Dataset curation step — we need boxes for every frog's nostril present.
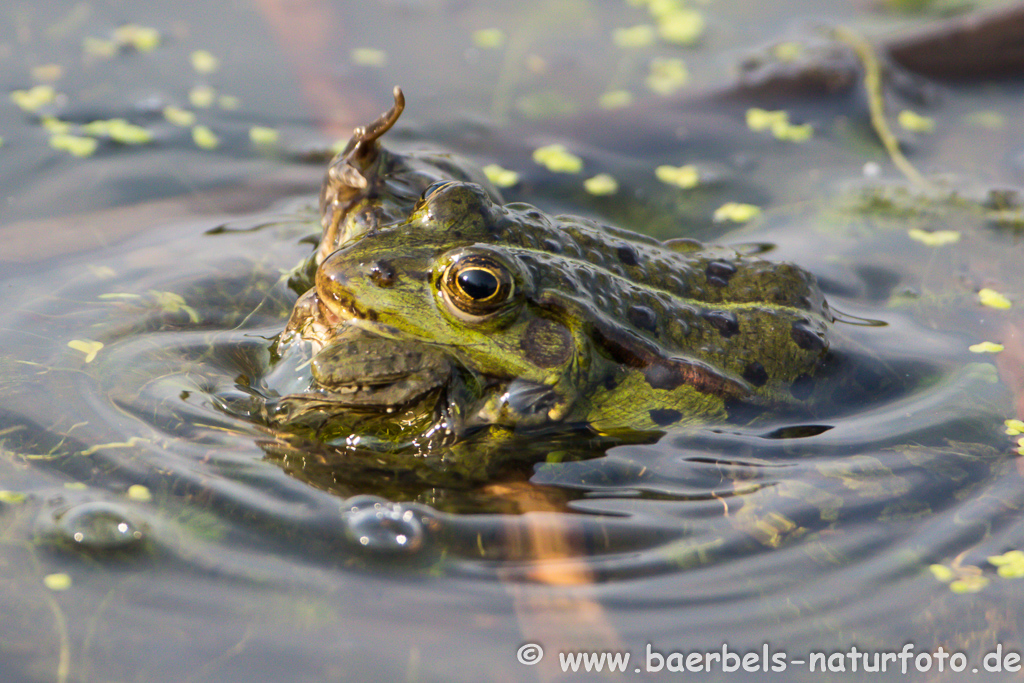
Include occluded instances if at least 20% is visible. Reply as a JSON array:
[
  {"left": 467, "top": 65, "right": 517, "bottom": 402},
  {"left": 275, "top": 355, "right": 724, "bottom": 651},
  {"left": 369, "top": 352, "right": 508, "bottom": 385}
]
[{"left": 369, "top": 260, "right": 397, "bottom": 287}]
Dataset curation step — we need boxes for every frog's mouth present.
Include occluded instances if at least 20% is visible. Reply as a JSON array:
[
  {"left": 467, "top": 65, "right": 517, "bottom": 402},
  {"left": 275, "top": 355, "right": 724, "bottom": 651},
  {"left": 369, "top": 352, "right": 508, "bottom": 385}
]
[{"left": 308, "top": 333, "right": 453, "bottom": 410}]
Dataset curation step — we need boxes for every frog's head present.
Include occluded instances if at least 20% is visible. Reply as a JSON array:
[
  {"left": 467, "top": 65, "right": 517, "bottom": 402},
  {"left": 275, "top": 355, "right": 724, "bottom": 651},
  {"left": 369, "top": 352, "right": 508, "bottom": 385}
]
[{"left": 316, "top": 181, "right": 586, "bottom": 424}]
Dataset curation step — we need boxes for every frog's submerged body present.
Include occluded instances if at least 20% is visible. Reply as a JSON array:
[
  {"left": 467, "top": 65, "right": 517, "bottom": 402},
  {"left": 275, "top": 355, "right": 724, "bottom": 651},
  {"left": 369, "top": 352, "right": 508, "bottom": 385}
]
[{"left": 269, "top": 89, "right": 832, "bottom": 451}]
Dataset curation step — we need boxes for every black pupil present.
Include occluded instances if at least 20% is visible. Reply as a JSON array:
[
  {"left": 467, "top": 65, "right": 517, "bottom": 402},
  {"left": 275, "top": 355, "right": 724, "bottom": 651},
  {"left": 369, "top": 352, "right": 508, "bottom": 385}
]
[{"left": 457, "top": 268, "right": 499, "bottom": 300}]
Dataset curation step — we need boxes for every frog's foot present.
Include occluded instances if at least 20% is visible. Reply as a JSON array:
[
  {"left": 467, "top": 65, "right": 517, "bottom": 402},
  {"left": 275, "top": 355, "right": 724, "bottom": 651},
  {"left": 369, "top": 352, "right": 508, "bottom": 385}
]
[
  {"left": 467, "top": 379, "right": 574, "bottom": 429},
  {"left": 319, "top": 87, "right": 406, "bottom": 259}
]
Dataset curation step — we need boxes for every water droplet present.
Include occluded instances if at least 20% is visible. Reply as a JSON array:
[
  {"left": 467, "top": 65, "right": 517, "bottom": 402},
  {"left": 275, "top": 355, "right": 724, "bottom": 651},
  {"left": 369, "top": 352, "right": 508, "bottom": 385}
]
[
  {"left": 49, "top": 501, "right": 149, "bottom": 551},
  {"left": 341, "top": 496, "right": 425, "bottom": 554}
]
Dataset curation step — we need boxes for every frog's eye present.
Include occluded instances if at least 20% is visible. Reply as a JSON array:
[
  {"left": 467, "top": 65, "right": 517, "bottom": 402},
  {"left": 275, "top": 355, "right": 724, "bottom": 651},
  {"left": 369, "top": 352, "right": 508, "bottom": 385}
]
[
  {"left": 420, "top": 180, "right": 454, "bottom": 201},
  {"left": 440, "top": 255, "right": 514, "bottom": 319},
  {"left": 457, "top": 268, "right": 499, "bottom": 301}
]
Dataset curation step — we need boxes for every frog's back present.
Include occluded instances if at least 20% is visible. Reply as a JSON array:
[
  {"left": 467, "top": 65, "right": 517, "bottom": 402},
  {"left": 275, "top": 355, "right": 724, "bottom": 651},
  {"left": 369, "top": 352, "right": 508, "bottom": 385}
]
[{"left": 473, "top": 199, "right": 831, "bottom": 408}]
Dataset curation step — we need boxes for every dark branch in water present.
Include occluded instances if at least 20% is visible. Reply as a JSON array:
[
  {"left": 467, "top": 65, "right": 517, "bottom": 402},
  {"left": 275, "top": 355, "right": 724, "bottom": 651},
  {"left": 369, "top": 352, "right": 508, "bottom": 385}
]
[{"left": 886, "top": 2, "right": 1024, "bottom": 80}]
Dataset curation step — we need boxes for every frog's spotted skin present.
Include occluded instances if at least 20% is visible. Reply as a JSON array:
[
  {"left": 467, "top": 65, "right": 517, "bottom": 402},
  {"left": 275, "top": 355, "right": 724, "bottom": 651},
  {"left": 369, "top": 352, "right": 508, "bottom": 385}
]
[{"left": 278, "top": 89, "right": 832, "bottom": 444}]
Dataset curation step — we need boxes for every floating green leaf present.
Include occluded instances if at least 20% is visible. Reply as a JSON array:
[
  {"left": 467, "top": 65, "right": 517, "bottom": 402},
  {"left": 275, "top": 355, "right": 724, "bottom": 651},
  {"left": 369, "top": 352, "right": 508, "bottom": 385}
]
[
  {"left": 655, "top": 164, "right": 699, "bottom": 189},
  {"left": 989, "top": 550, "right": 1024, "bottom": 578},
  {"left": 189, "top": 86, "right": 216, "bottom": 108},
  {"left": 191, "top": 50, "right": 219, "bottom": 74},
  {"left": 0, "top": 490, "right": 26, "bottom": 504},
  {"left": 532, "top": 144, "right": 583, "bottom": 173},
  {"left": 599, "top": 90, "right": 633, "bottom": 110},
  {"left": 192, "top": 125, "right": 219, "bottom": 150},
  {"left": 714, "top": 202, "right": 761, "bottom": 223},
  {"left": 113, "top": 24, "right": 160, "bottom": 52},
  {"left": 11, "top": 85, "right": 57, "bottom": 112},
  {"left": 612, "top": 25, "right": 655, "bottom": 48},
  {"left": 646, "top": 57, "right": 688, "bottom": 95},
  {"left": 949, "top": 575, "right": 988, "bottom": 593},
  {"left": 584, "top": 174, "right": 618, "bottom": 196},
  {"left": 472, "top": 28, "right": 505, "bottom": 49},
  {"left": 898, "top": 109, "right": 935, "bottom": 134},
  {"left": 483, "top": 163, "right": 519, "bottom": 188},
  {"left": 127, "top": 484, "right": 152, "bottom": 502},
  {"left": 68, "top": 339, "right": 103, "bottom": 362},
  {"left": 978, "top": 288, "right": 1011, "bottom": 310},
  {"left": 351, "top": 48, "right": 387, "bottom": 67},
  {"left": 968, "top": 341, "right": 1003, "bottom": 354},
  {"left": 163, "top": 106, "right": 196, "bottom": 127},
  {"left": 656, "top": 9, "right": 704, "bottom": 45},
  {"left": 907, "top": 228, "right": 960, "bottom": 246},
  {"left": 249, "top": 126, "right": 279, "bottom": 146},
  {"left": 43, "top": 573, "right": 72, "bottom": 591},
  {"left": 83, "top": 37, "right": 118, "bottom": 58}
]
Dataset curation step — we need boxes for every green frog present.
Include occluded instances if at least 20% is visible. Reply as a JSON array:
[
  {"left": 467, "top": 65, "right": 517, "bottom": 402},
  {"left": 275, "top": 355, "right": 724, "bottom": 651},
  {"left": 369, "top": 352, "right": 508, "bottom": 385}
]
[{"left": 270, "top": 88, "right": 832, "bottom": 451}]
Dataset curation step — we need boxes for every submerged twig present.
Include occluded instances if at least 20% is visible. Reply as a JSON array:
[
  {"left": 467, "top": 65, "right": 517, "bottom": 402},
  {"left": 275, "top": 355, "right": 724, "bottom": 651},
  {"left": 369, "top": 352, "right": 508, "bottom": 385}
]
[{"left": 834, "top": 26, "right": 933, "bottom": 192}]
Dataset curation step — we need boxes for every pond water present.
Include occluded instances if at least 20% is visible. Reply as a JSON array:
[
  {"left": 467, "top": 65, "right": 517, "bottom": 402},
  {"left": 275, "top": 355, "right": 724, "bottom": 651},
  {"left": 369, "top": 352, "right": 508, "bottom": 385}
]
[{"left": 2, "top": 1, "right": 1024, "bottom": 681}]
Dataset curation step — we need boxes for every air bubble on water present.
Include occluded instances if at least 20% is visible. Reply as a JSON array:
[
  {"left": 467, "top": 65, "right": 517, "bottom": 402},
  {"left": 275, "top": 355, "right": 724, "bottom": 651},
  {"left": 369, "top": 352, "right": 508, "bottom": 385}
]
[
  {"left": 341, "top": 495, "right": 426, "bottom": 554},
  {"left": 46, "top": 501, "right": 150, "bottom": 551}
]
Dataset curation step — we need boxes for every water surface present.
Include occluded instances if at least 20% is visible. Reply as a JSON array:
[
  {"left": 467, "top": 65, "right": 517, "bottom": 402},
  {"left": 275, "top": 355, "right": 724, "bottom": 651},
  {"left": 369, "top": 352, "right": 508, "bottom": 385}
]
[{"left": 2, "top": 1, "right": 1024, "bottom": 681}]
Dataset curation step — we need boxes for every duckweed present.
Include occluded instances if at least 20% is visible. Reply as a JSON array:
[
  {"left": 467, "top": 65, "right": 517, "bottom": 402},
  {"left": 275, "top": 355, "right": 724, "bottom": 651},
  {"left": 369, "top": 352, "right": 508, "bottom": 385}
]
[
  {"left": 0, "top": 490, "right": 26, "bottom": 504},
  {"left": 1004, "top": 419, "right": 1024, "bottom": 436},
  {"left": 482, "top": 163, "right": 519, "bottom": 188},
  {"left": 127, "top": 485, "right": 153, "bottom": 502},
  {"left": 191, "top": 50, "right": 219, "bottom": 74},
  {"left": 746, "top": 108, "right": 813, "bottom": 142},
  {"left": 613, "top": 25, "right": 656, "bottom": 48},
  {"left": 714, "top": 202, "right": 761, "bottom": 223},
  {"left": 599, "top": 90, "right": 633, "bottom": 110},
  {"left": 968, "top": 341, "right": 1003, "bottom": 353},
  {"left": 351, "top": 48, "right": 388, "bottom": 67},
  {"left": 43, "top": 573, "right": 72, "bottom": 591},
  {"left": 907, "top": 228, "right": 960, "bottom": 246},
  {"left": 655, "top": 164, "right": 699, "bottom": 189},
  {"left": 50, "top": 134, "right": 98, "bottom": 157},
  {"left": 11, "top": 85, "right": 57, "bottom": 112},
  {"left": 472, "top": 28, "right": 505, "bottom": 49},
  {"left": 189, "top": 86, "right": 216, "bottom": 108},
  {"left": 584, "top": 173, "right": 619, "bottom": 196},
  {"left": 532, "top": 144, "right": 583, "bottom": 173},
  {"left": 897, "top": 109, "right": 935, "bottom": 134},
  {"left": 978, "top": 288, "right": 1011, "bottom": 309},
  {"left": 67, "top": 339, "right": 104, "bottom": 363},
  {"left": 163, "top": 106, "right": 196, "bottom": 127},
  {"left": 82, "top": 119, "right": 153, "bottom": 145},
  {"left": 646, "top": 57, "right": 688, "bottom": 95},
  {"left": 192, "top": 125, "right": 219, "bottom": 150},
  {"left": 656, "top": 9, "right": 704, "bottom": 45},
  {"left": 949, "top": 575, "right": 988, "bottom": 593},
  {"left": 250, "top": 126, "right": 280, "bottom": 146},
  {"left": 989, "top": 551, "right": 1024, "bottom": 578},
  {"left": 113, "top": 24, "right": 161, "bottom": 52}
]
